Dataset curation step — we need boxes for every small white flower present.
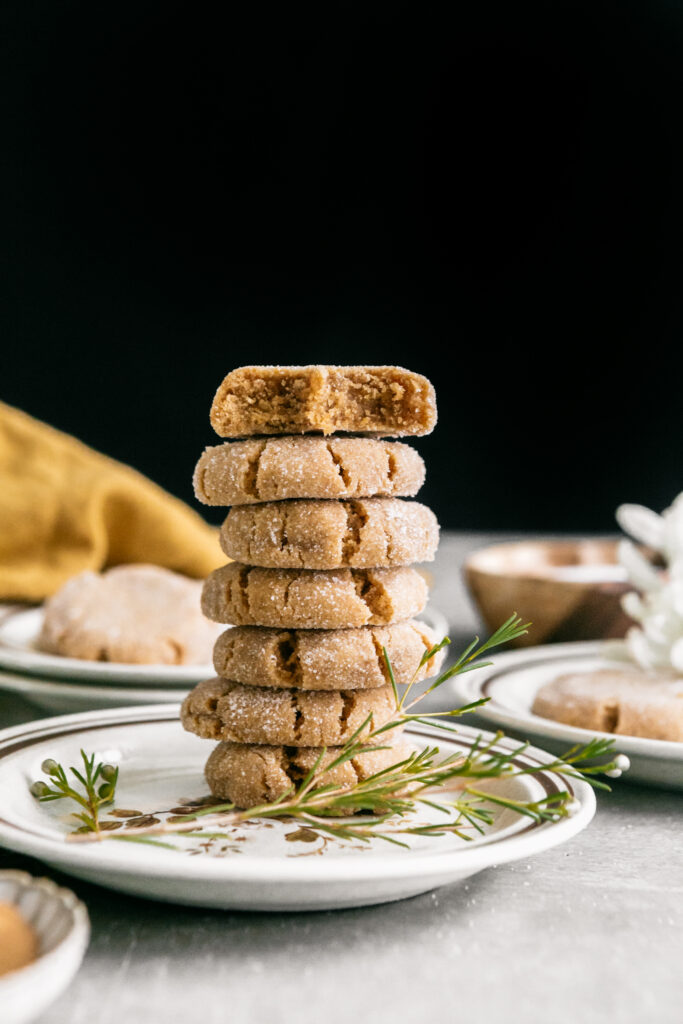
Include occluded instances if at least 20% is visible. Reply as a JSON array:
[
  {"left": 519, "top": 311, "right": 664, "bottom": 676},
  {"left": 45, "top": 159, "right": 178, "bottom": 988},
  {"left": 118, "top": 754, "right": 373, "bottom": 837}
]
[
  {"left": 616, "top": 503, "right": 665, "bottom": 549},
  {"left": 670, "top": 637, "right": 683, "bottom": 673},
  {"left": 604, "top": 755, "right": 629, "bottom": 778},
  {"left": 661, "top": 493, "right": 683, "bottom": 559},
  {"left": 618, "top": 540, "right": 662, "bottom": 593},
  {"left": 621, "top": 590, "right": 644, "bottom": 621},
  {"left": 617, "top": 494, "right": 683, "bottom": 674}
]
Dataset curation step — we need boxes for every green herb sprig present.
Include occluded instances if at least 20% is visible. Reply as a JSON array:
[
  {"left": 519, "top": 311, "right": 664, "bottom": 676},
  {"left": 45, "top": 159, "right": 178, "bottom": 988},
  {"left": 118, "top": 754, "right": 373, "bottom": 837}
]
[
  {"left": 50, "top": 614, "right": 629, "bottom": 848},
  {"left": 30, "top": 749, "right": 119, "bottom": 833}
]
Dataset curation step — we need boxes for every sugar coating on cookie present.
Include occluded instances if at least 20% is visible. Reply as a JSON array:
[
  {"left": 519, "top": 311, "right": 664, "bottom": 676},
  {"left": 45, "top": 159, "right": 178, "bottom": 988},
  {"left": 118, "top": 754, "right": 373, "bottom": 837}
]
[
  {"left": 209, "top": 365, "right": 437, "bottom": 438},
  {"left": 212, "top": 620, "right": 445, "bottom": 690},
  {"left": 193, "top": 436, "right": 426, "bottom": 506},
  {"left": 204, "top": 734, "right": 412, "bottom": 808},
  {"left": 219, "top": 498, "right": 439, "bottom": 570},
  {"left": 38, "top": 564, "right": 223, "bottom": 665},
  {"left": 202, "top": 563, "right": 429, "bottom": 629},
  {"left": 532, "top": 668, "right": 683, "bottom": 741},
  {"left": 182, "top": 677, "right": 397, "bottom": 746}
]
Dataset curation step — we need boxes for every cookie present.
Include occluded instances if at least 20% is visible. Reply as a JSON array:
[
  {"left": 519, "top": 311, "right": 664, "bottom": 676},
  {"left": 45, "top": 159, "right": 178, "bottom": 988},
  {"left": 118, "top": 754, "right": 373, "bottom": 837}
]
[
  {"left": 38, "top": 564, "right": 223, "bottom": 664},
  {"left": 181, "top": 677, "right": 397, "bottom": 746},
  {"left": 531, "top": 668, "right": 683, "bottom": 741},
  {"left": 201, "top": 563, "right": 429, "bottom": 629},
  {"left": 204, "top": 735, "right": 413, "bottom": 808},
  {"left": 219, "top": 497, "right": 439, "bottom": 570},
  {"left": 209, "top": 365, "right": 437, "bottom": 438},
  {"left": 193, "top": 436, "right": 426, "bottom": 506},
  {"left": 212, "top": 620, "right": 446, "bottom": 690}
]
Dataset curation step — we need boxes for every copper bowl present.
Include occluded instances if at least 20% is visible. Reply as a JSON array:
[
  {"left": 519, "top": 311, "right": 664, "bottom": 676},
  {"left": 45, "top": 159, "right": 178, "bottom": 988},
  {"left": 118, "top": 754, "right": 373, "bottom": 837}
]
[{"left": 463, "top": 539, "right": 635, "bottom": 648}]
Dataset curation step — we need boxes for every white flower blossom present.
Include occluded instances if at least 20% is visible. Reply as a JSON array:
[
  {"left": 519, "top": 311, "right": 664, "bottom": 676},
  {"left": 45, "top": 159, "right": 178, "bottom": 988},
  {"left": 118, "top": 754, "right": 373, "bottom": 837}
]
[{"left": 617, "top": 493, "right": 683, "bottom": 674}]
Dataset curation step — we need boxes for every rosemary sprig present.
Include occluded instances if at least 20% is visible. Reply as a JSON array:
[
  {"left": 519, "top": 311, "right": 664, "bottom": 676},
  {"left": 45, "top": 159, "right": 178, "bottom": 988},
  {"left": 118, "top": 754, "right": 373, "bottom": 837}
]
[
  {"left": 30, "top": 749, "right": 119, "bottom": 833},
  {"left": 51, "top": 615, "right": 629, "bottom": 848}
]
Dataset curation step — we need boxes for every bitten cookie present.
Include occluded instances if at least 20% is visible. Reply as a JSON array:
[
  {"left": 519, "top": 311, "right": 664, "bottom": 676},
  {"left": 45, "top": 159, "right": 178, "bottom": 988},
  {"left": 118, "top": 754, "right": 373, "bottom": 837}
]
[
  {"left": 201, "top": 563, "right": 429, "bottom": 629},
  {"left": 209, "top": 365, "right": 437, "bottom": 438},
  {"left": 531, "top": 668, "right": 683, "bottom": 741},
  {"left": 38, "top": 564, "right": 223, "bottom": 665},
  {"left": 212, "top": 620, "right": 446, "bottom": 690},
  {"left": 205, "top": 735, "right": 413, "bottom": 808},
  {"left": 193, "top": 436, "right": 426, "bottom": 506},
  {"left": 181, "top": 678, "right": 396, "bottom": 746},
  {"left": 219, "top": 498, "right": 439, "bottom": 569}
]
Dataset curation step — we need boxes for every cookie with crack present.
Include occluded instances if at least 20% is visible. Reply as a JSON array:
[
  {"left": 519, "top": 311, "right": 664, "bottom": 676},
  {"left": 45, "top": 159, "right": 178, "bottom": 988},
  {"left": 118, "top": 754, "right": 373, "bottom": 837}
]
[
  {"left": 201, "top": 563, "right": 429, "bottom": 629},
  {"left": 209, "top": 365, "right": 437, "bottom": 438},
  {"left": 532, "top": 668, "right": 683, "bottom": 741},
  {"left": 204, "top": 735, "right": 412, "bottom": 808},
  {"left": 181, "top": 678, "right": 396, "bottom": 746},
  {"left": 219, "top": 497, "right": 439, "bottom": 569},
  {"left": 194, "top": 435, "right": 426, "bottom": 506},
  {"left": 212, "top": 620, "right": 445, "bottom": 690},
  {"left": 38, "top": 564, "right": 222, "bottom": 664}
]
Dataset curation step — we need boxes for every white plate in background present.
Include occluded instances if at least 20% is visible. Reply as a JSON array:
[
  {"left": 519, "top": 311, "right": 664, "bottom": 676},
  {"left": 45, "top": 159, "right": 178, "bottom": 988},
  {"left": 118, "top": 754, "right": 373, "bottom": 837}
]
[
  {"left": 451, "top": 641, "right": 683, "bottom": 790},
  {"left": 0, "top": 608, "right": 216, "bottom": 687},
  {"left": 0, "top": 667, "right": 184, "bottom": 715}
]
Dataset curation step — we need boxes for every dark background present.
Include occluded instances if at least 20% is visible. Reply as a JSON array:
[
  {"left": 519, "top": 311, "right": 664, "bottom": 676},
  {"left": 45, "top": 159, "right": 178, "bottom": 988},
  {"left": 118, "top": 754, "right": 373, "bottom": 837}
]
[{"left": 3, "top": 1, "right": 682, "bottom": 531}]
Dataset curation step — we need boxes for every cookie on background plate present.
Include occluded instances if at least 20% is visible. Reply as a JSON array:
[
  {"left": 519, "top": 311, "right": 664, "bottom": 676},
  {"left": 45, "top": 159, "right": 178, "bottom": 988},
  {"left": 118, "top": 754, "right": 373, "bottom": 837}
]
[
  {"left": 532, "top": 668, "right": 683, "bottom": 742},
  {"left": 209, "top": 365, "right": 437, "bottom": 438},
  {"left": 39, "top": 564, "right": 223, "bottom": 665},
  {"left": 193, "top": 436, "right": 426, "bottom": 506}
]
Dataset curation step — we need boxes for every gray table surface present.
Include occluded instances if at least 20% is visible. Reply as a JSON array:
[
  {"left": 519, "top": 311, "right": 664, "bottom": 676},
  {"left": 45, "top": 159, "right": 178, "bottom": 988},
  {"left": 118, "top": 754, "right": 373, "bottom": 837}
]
[{"left": 1, "top": 532, "right": 682, "bottom": 1024}]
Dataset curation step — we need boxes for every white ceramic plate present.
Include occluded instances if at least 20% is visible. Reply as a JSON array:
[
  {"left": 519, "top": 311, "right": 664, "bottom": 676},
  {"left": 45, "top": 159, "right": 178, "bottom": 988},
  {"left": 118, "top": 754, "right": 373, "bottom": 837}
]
[
  {"left": 451, "top": 641, "right": 683, "bottom": 791},
  {"left": 0, "top": 870, "right": 90, "bottom": 1024},
  {"left": 0, "top": 668, "right": 184, "bottom": 715},
  {"left": 0, "top": 605, "right": 449, "bottom": 689},
  {"left": 0, "top": 705, "right": 595, "bottom": 911},
  {"left": 0, "top": 608, "right": 216, "bottom": 687}
]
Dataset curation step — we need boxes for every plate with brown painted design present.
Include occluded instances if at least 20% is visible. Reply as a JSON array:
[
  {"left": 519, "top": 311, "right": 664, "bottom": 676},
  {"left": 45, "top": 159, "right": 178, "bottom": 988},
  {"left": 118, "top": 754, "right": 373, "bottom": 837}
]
[{"left": 0, "top": 705, "right": 595, "bottom": 911}]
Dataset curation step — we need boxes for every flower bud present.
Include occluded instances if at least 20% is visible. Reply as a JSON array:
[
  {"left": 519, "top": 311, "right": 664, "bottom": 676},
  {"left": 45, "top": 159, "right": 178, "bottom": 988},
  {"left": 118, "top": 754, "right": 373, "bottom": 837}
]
[
  {"left": 30, "top": 781, "right": 51, "bottom": 798},
  {"left": 41, "top": 758, "right": 59, "bottom": 777},
  {"left": 100, "top": 764, "right": 117, "bottom": 783},
  {"left": 98, "top": 783, "right": 114, "bottom": 800}
]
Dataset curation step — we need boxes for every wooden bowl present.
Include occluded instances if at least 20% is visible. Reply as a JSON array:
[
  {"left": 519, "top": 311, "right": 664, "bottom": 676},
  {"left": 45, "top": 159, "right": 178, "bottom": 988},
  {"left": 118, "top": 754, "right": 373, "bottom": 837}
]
[{"left": 463, "top": 539, "right": 635, "bottom": 648}]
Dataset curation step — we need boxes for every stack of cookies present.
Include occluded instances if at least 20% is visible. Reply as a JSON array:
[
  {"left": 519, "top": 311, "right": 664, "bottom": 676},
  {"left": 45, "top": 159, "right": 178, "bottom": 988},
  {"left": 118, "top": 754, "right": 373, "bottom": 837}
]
[{"left": 181, "top": 365, "right": 445, "bottom": 808}]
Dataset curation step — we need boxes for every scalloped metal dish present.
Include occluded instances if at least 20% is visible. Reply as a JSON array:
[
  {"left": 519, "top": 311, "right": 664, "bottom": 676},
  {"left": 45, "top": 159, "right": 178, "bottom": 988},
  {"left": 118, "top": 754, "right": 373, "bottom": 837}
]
[{"left": 0, "top": 869, "right": 90, "bottom": 1024}]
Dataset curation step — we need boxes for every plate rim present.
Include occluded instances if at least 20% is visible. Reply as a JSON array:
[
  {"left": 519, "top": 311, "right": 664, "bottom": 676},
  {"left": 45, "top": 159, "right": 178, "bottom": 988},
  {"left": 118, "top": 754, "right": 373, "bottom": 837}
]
[
  {"left": 453, "top": 640, "right": 683, "bottom": 762},
  {"left": 0, "top": 666, "right": 182, "bottom": 703},
  {"left": 0, "top": 703, "right": 595, "bottom": 884}
]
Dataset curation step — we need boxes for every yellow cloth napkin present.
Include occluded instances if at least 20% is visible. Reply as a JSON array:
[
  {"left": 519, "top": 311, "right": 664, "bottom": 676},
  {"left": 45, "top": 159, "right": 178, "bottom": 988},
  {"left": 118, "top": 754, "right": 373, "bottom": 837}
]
[{"left": 0, "top": 401, "right": 224, "bottom": 601}]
